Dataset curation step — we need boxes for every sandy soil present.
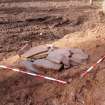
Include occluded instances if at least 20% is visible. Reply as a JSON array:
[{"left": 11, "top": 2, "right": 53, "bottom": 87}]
[{"left": 0, "top": 0, "right": 105, "bottom": 105}]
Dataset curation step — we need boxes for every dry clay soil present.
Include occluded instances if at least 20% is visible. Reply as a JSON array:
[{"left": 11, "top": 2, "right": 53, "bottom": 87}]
[{"left": 0, "top": 0, "right": 105, "bottom": 105}]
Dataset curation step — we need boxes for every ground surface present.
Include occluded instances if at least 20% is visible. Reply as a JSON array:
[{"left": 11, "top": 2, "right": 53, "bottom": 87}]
[{"left": 0, "top": 0, "right": 105, "bottom": 105}]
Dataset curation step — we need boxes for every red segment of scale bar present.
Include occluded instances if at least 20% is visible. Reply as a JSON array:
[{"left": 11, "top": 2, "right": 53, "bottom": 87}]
[
  {"left": 81, "top": 55, "right": 105, "bottom": 78},
  {"left": 0, "top": 65, "right": 67, "bottom": 84}
]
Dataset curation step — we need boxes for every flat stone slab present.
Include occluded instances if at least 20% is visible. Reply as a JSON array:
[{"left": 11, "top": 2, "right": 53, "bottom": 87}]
[
  {"left": 18, "top": 60, "right": 38, "bottom": 73},
  {"left": 70, "top": 54, "right": 87, "bottom": 63},
  {"left": 21, "top": 45, "right": 50, "bottom": 58},
  {"left": 70, "top": 49, "right": 89, "bottom": 65},
  {"left": 33, "top": 59, "right": 62, "bottom": 70},
  {"left": 47, "top": 48, "right": 71, "bottom": 65},
  {"left": 20, "top": 47, "right": 88, "bottom": 71},
  {"left": 47, "top": 48, "right": 88, "bottom": 67}
]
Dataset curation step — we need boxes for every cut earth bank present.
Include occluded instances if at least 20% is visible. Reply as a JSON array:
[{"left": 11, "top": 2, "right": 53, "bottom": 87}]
[{"left": 1, "top": 23, "right": 105, "bottom": 105}]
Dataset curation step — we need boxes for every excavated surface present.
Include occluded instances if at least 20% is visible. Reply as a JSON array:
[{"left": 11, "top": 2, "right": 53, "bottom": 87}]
[{"left": 0, "top": 0, "right": 105, "bottom": 105}]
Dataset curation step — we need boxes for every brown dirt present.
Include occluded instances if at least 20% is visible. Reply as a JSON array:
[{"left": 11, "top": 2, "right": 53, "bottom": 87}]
[{"left": 0, "top": 0, "right": 105, "bottom": 105}]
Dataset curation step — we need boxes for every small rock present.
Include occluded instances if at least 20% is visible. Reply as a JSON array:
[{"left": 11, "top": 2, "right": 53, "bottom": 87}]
[
  {"left": 33, "top": 59, "right": 62, "bottom": 70},
  {"left": 39, "top": 32, "right": 43, "bottom": 36},
  {"left": 67, "top": 78, "right": 72, "bottom": 83}
]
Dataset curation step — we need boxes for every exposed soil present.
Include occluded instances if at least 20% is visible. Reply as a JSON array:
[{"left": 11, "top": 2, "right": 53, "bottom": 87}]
[{"left": 0, "top": 0, "right": 105, "bottom": 105}]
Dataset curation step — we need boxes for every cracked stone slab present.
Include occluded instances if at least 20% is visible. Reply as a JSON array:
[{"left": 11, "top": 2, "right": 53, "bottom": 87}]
[{"left": 33, "top": 59, "right": 62, "bottom": 71}]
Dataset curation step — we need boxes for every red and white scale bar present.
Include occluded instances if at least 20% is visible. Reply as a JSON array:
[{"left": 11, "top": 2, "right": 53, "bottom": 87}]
[
  {"left": 0, "top": 65, "right": 67, "bottom": 84},
  {"left": 81, "top": 54, "right": 105, "bottom": 78}
]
